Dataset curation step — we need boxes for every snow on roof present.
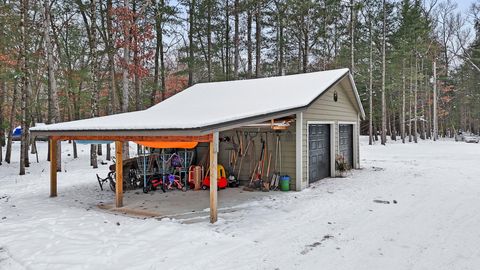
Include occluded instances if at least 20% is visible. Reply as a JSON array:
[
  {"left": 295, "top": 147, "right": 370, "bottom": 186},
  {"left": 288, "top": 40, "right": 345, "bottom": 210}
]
[{"left": 32, "top": 68, "right": 353, "bottom": 133}]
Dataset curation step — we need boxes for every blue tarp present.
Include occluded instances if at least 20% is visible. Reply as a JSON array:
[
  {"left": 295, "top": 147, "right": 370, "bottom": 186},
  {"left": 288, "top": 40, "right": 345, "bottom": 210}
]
[{"left": 12, "top": 126, "right": 21, "bottom": 137}]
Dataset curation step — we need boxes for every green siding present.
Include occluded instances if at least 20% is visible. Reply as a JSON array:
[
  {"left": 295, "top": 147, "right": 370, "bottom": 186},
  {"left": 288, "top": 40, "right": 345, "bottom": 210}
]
[
  {"left": 218, "top": 126, "right": 296, "bottom": 188},
  {"left": 301, "top": 81, "right": 359, "bottom": 188}
]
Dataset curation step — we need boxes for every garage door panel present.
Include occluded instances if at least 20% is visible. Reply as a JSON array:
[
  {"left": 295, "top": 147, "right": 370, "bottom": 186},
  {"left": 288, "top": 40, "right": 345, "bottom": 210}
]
[
  {"left": 308, "top": 124, "right": 330, "bottom": 183},
  {"left": 339, "top": 124, "right": 353, "bottom": 167}
]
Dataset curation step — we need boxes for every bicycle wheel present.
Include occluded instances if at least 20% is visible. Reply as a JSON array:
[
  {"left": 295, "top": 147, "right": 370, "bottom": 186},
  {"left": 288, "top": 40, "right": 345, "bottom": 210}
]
[{"left": 109, "top": 172, "right": 116, "bottom": 192}]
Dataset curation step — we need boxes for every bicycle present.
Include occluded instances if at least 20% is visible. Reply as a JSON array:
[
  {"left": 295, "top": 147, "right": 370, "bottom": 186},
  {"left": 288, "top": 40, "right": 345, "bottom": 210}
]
[{"left": 97, "top": 169, "right": 116, "bottom": 192}]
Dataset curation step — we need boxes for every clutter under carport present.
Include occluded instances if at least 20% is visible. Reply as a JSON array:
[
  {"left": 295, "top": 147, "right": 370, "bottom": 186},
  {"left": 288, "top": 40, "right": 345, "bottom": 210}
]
[{"left": 95, "top": 124, "right": 294, "bottom": 196}]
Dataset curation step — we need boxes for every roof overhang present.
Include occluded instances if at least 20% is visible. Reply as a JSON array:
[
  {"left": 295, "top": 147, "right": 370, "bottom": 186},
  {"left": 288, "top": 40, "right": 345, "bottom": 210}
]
[
  {"left": 347, "top": 73, "right": 366, "bottom": 120},
  {"left": 31, "top": 107, "right": 303, "bottom": 139}
]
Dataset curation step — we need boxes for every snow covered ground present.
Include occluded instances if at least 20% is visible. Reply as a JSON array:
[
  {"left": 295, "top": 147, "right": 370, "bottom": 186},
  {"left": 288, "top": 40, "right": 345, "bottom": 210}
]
[{"left": 1, "top": 137, "right": 480, "bottom": 270}]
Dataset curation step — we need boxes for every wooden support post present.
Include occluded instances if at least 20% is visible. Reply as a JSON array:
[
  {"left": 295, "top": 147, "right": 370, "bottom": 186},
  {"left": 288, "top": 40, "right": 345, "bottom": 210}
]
[
  {"left": 50, "top": 138, "right": 57, "bottom": 197},
  {"left": 115, "top": 141, "right": 123, "bottom": 208},
  {"left": 209, "top": 132, "right": 219, "bottom": 223}
]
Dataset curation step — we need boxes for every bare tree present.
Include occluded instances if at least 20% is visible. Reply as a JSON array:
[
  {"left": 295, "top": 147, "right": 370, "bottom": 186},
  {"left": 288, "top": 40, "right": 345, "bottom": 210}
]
[
  {"left": 433, "top": 59, "right": 438, "bottom": 141},
  {"left": 122, "top": 0, "right": 131, "bottom": 159},
  {"left": 414, "top": 54, "right": 418, "bottom": 143},
  {"left": 350, "top": 0, "right": 355, "bottom": 78},
  {"left": 368, "top": 13, "right": 374, "bottom": 145},
  {"left": 19, "top": 0, "right": 30, "bottom": 175},
  {"left": 408, "top": 60, "right": 413, "bottom": 142},
  {"left": 381, "top": 0, "right": 387, "bottom": 145},
  {"left": 206, "top": 0, "right": 212, "bottom": 82},
  {"left": 44, "top": 0, "right": 62, "bottom": 171},
  {"left": 188, "top": 0, "right": 195, "bottom": 86},
  {"left": 435, "top": 0, "right": 457, "bottom": 76},
  {"left": 0, "top": 81, "right": 5, "bottom": 165},
  {"left": 247, "top": 5, "right": 253, "bottom": 78},
  {"left": 153, "top": 0, "right": 166, "bottom": 104},
  {"left": 233, "top": 0, "right": 240, "bottom": 79},
  {"left": 88, "top": 0, "right": 99, "bottom": 168},
  {"left": 255, "top": 0, "right": 261, "bottom": 78},
  {"left": 225, "top": 0, "right": 231, "bottom": 80}
]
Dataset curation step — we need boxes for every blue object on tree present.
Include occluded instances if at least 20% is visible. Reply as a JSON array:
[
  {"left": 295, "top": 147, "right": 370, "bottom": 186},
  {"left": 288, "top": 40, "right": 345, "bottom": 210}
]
[{"left": 12, "top": 126, "right": 22, "bottom": 138}]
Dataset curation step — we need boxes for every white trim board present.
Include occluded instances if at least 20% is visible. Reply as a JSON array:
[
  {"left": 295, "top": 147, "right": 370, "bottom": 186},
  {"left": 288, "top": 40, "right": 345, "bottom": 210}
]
[{"left": 295, "top": 112, "right": 303, "bottom": 191}]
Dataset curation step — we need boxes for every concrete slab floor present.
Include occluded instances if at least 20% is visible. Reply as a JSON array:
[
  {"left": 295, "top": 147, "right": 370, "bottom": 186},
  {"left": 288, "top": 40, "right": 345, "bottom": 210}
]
[{"left": 98, "top": 187, "right": 283, "bottom": 223}]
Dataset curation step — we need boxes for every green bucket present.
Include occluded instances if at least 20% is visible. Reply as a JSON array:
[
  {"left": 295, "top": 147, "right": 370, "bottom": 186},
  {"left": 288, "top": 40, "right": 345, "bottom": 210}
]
[{"left": 280, "top": 175, "right": 290, "bottom": 191}]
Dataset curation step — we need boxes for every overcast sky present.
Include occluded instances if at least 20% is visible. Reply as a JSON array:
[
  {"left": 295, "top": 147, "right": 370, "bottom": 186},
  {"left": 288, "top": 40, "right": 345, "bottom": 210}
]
[{"left": 457, "top": 0, "right": 476, "bottom": 12}]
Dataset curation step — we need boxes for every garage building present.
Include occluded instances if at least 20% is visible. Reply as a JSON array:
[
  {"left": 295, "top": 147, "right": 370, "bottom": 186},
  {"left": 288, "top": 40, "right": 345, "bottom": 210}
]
[{"left": 31, "top": 68, "right": 365, "bottom": 222}]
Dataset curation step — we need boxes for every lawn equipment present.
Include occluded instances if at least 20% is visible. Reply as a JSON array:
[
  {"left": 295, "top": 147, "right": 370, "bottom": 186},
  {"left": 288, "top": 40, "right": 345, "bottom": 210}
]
[{"left": 202, "top": 164, "right": 228, "bottom": 190}]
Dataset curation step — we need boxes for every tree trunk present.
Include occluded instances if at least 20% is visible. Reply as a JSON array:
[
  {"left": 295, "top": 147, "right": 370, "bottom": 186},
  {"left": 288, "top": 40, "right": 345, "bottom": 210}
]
[
  {"left": 391, "top": 110, "right": 397, "bottom": 141},
  {"left": 107, "top": 0, "right": 118, "bottom": 112},
  {"left": 106, "top": 143, "right": 111, "bottom": 160},
  {"left": 433, "top": 60, "right": 438, "bottom": 141},
  {"left": 207, "top": 0, "right": 212, "bottom": 82},
  {"left": 387, "top": 108, "right": 391, "bottom": 137},
  {"left": 19, "top": 0, "right": 29, "bottom": 175},
  {"left": 225, "top": 0, "right": 230, "bottom": 80},
  {"left": 233, "top": 0, "right": 239, "bottom": 79},
  {"left": 106, "top": 0, "right": 115, "bottom": 162},
  {"left": 255, "top": 0, "right": 261, "bottom": 78},
  {"left": 90, "top": 0, "right": 98, "bottom": 168},
  {"left": 188, "top": 0, "right": 195, "bottom": 86},
  {"left": 152, "top": 0, "right": 165, "bottom": 104},
  {"left": 278, "top": 6, "right": 284, "bottom": 76},
  {"left": 73, "top": 141, "right": 78, "bottom": 158},
  {"left": 408, "top": 59, "right": 413, "bottom": 142},
  {"left": 350, "top": 0, "right": 355, "bottom": 78},
  {"left": 133, "top": 0, "right": 140, "bottom": 112},
  {"left": 420, "top": 57, "right": 425, "bottom": 140},
  {"left": 401, "top": 59, "right": 406, "bottom": 143},
  {"left": 159, "top": 34, "right": 166, "bottom": 101},
  {"left": 303, "top": 29, "right": 308, "bottom": 73},
  {"left": 247, "top": 8, "right": 253, "bottom": 78},
  {"left": 414, "top": 56, "right": 418, "bottom": 143},
  {"left": 153, "top": 2, "right": 161, "bottom": 104},
  {"left": 298, "top": 39, "right": 302, "bottom": 73},
  {"left": 0, "top": 81, "right": 5, "bottom": 165},
  {"left": 426, "top": 82, "right": 432, "bottom": 140},
  {"left": 368, "top": 17, "right": 373, "bottom": 145},
  {"left": 97, "top": 143, "right": 102, "bottom": 155},
  {"left": 380, "top": 0, "right": 386, "bottom": 145},
  {"left": 44, "top": 0, "right": 62, "bottom": 171},
  {"left": 122, "top": 0, "right": 130, "bottom": 160},
  {"left": 134, "top": 63, "right": 140, "bottom": 110},
  {"left": 122, "top": 0, "right": 130, "bottom": 113}
]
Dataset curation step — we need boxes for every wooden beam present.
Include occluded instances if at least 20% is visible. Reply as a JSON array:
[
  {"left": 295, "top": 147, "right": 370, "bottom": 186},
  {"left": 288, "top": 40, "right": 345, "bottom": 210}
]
[
  {"left": 51, "top": 134, "right": 213, "bottom": 143},
  {"left": 50, "top": 138, "right": 57, "bottom": 197},
  {"left": 115, "top": 141, "right": 123, "bottom": 208},
  {"left": 209, "top": 132, "right": 219, "bottom": 223}
]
